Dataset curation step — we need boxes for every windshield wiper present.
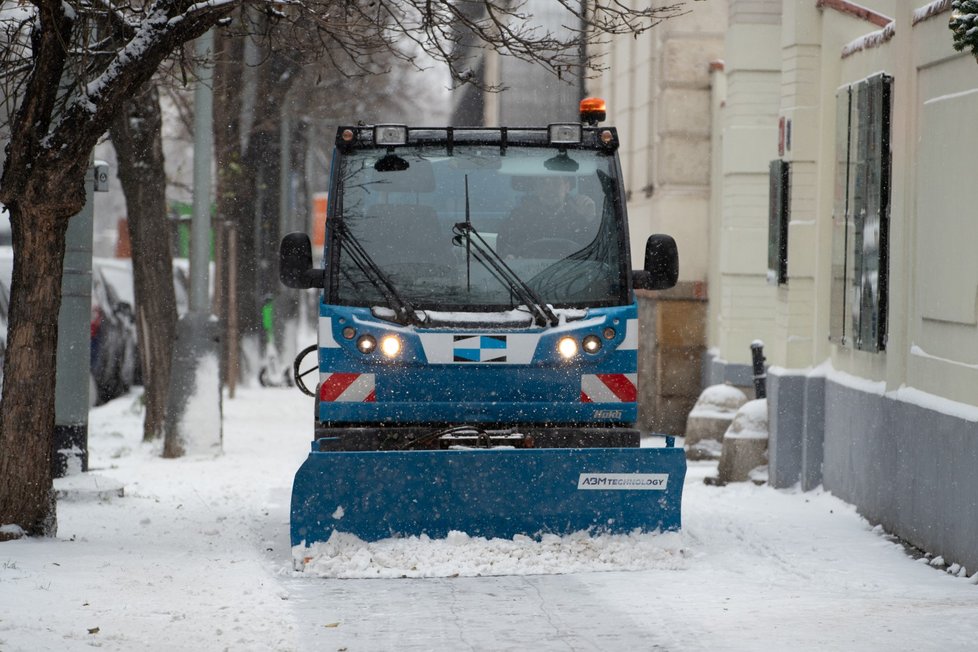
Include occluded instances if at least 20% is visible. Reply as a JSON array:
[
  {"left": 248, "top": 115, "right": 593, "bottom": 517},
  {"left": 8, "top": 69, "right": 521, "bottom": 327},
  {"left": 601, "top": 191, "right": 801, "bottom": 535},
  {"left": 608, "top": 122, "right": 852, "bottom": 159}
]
[
  {"left": 334, "top": 221, "right": 421, "bottom": 326},
  {"left": 452, "top": 222, "right": 558, "bottom": 327},
  {"left": 453, "top": 176, "right": 558, "bottom": 327}
]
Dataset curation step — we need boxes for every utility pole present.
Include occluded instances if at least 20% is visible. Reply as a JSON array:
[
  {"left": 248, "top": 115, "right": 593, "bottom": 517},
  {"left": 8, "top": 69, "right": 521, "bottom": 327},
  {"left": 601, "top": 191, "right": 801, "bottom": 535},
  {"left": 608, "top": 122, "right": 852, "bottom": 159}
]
[
  {"left": 163, "top": 28, "right": 222, "bottom": 457},
  {"left": 274, "top": 106, "right": 298, "bottom": 374},
  {"left": 52, "top": 160, "right": 107, "bottom": 476}
]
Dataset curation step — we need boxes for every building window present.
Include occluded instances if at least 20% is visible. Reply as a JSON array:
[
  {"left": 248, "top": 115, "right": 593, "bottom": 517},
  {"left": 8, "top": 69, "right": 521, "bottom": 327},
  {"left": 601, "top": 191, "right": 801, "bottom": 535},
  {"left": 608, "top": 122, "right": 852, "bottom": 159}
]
[
  {"left": 768, "top": 159, "right": 790, "bottom": 285},
  {"left": 829, "top": 73, "right": 892, "bottom": 352}
]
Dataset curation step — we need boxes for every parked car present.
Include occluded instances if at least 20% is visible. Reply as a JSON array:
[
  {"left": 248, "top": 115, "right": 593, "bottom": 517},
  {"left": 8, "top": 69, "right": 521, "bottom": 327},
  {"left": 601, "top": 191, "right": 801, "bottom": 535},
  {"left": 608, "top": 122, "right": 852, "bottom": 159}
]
[
  {"left": 0, "top": 199, "right": 199, "bottom": 406},
  {"left": 90, "top": 259, "right": 140, "bottom": 405},
  {"left": 0, "top": 245, "right": 141, "bottom": 405}
]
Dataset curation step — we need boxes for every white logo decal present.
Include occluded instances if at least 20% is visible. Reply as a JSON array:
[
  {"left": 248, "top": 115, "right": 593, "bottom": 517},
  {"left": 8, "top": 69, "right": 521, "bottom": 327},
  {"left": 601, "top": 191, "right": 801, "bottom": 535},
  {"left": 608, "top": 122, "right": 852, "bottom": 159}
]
[{"left": 577, "top": 473, "right": 669, "bottom": 491}]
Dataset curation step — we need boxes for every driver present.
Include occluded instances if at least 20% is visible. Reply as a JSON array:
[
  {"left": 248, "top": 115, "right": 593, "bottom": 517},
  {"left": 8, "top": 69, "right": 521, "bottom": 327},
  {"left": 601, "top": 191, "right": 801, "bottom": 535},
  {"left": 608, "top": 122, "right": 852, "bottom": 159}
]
[{"left": 495, "top": 175, "right": 597, "bottom": 259}]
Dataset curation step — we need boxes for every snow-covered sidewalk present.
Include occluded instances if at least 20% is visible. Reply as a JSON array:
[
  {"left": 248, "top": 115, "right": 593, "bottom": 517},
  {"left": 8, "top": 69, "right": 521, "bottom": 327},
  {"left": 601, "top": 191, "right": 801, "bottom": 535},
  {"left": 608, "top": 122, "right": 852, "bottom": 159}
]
[
  {"left": 1, "top": 387, "right": 976, "bottom": 651},
  {"left": 0, "top": 389, "right": 304, "bottom": 650}
]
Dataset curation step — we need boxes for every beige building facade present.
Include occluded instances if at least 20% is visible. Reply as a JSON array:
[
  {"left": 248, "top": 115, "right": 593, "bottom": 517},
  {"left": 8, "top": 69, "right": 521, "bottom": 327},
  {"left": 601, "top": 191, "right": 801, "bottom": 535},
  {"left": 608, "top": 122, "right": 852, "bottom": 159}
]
[
  {"left": 591, "top": 4, "right": 728, "bottom": 435},
  {"left": 599, "top": 0, "right": 978, "bottom": 571}
]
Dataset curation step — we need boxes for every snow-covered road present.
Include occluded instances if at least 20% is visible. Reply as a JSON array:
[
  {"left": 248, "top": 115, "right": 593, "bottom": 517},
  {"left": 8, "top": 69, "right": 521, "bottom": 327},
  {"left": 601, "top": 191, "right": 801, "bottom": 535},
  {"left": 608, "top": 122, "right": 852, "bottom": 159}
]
[
  {"left": 286, "top": 459, "right": 978, "bottom": 651},
  {"left": 1, "top": 387, "right": 976, "bottom": 651}
]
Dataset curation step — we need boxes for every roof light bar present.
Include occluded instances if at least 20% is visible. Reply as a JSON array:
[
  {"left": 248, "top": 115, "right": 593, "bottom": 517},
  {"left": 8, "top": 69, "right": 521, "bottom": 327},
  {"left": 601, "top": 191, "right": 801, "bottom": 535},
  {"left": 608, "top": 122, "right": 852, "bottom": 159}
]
[
  {"left": 374, "top": 125, "right": 408, "bottom": 146},
  {"left": 548, "top": 123, "right": 582, "bottom": 145}
]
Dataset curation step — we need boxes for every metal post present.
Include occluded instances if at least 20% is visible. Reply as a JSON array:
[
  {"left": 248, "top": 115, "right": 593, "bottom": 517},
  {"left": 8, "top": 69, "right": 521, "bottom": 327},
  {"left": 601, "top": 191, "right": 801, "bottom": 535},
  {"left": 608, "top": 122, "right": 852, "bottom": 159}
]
[
  {"left": 211, "top": 219, "right": 223, "bottom": 318},
  {"left": 578, "top": 0, "right": 588, "bottom": 101},
  {"left": 275, "top": 108, "right": 292, "bottom": 365},
  {"left": 751, "top": 340, "right": 767, "bottom": 400},
  {"left": 226, "top": 222, "right": 238, "bottom": 399},
  {"left": 189, "top": 30, "right": 213, "bottom": 316},
  {"left": 53, "top": 160, "right": 105, "bottom": 477}
]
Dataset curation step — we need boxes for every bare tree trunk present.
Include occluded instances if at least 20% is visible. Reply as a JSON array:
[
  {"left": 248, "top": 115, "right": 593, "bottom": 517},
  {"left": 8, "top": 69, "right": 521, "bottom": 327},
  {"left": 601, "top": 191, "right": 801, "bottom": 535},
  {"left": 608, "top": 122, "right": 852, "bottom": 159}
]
[
  {"left": 0, "top": 0, "right": 77, "bottom": 539},
  {"left": 213, "top": 26, "right": 254, "bottom": 385},
  {"left": 248, "top": 51, "right": 299, "bottom": 376},
  {"left": 214, "top": 28, "right": 297, "bottom": 382},
  {"left": 0, "top": 207, "right": 69, "bottom": 537},
  {"left": 109, "top": 82, "right": 178, "bottom": 442}
]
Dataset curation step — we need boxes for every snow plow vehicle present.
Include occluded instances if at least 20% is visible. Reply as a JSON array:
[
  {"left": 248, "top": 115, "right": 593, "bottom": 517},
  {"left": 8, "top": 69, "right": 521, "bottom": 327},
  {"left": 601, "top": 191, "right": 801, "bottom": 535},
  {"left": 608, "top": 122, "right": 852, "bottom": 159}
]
[{"left": 281, "top": 99, "right": 685, "bottom": 546}]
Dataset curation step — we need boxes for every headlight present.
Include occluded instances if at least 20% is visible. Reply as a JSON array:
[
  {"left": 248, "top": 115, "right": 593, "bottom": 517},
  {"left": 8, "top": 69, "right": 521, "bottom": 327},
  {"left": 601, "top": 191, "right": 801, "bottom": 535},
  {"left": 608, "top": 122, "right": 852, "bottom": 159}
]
[
  {"left": 557, "top": 337, "right": 578, "bottom": 359},
  {"left": 380, "top": 335, "right": 401, "bottom": 358},
  {"left": 582, "top": 335, "right": 602, "bottom": 354},
  {"left": 356, "top": 335, "right": 376, "bottom": 354}
]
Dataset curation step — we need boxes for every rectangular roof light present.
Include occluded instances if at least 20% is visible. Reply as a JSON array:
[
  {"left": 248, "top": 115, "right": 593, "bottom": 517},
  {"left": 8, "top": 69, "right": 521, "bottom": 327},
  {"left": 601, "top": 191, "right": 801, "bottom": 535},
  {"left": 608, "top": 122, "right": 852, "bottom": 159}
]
[
  {"left": 374, "top": 125, "right": 408, "bottom": 146},
  {"left": 548, "top": 124, "right": 582, "bottom": 145}
]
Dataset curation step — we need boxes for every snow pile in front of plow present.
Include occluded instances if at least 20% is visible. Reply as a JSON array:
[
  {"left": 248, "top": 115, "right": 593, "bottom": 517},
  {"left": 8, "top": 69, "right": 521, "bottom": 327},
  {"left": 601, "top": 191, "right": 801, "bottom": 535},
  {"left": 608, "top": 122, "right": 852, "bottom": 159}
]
[{"left": 295, "top": 529, "right": 689, "bottom": 578}]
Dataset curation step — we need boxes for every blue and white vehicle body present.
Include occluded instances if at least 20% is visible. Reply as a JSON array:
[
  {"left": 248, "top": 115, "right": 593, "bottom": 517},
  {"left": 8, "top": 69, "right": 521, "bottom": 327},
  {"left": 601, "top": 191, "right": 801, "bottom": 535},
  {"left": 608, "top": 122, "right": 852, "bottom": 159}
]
[
  {"left": 315, "top": 305, "right": 641, "bottom": 436},
  {"left": 281, "top": 111, "right": 685, "bottom": 547}
]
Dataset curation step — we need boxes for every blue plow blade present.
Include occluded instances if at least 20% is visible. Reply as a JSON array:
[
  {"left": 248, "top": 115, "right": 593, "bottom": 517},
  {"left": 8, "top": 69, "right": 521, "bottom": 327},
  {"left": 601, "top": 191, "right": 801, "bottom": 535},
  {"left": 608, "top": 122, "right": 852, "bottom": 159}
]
[{"left": 290, "top": 445, "right": 686, "bottom": 546}]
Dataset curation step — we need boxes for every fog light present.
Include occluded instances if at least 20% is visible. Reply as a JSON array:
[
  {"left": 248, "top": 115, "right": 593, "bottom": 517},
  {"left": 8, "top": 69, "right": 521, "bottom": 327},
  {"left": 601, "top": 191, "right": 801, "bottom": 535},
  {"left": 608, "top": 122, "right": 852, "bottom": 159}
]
[
  {"left": 342, "top": 326, "right": 356, "bottom": 340},
  {"left": 356, "top": 334, "right": 376, "bottom": 354},
  {"left": 582, "top": 335, "right": 602, "bottom": 354},
  {"left": 603, "top": 327, "right": 616, "bottom": 340},
  {"left": 380, "top": 335, "right": 401, "bottom": 358},
  {"left": 557, "top": 337, "right": 578, "bottom": 359}
]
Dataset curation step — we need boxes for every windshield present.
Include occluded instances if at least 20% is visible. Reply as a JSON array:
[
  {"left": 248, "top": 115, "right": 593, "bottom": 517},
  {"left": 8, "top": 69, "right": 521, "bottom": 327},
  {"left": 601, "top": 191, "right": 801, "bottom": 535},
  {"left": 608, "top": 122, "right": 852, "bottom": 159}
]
[{"left": 329, "top": 145, "right": 627, "bottom": 312}]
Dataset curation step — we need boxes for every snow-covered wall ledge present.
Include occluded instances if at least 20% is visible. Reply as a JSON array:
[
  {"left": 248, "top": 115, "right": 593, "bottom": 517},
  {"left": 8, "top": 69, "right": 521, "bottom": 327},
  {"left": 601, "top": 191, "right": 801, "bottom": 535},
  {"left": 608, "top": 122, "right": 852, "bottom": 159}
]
[
  {"left": 912, "top": 0, "right": 953, "bottom": 26},
  {"left": 769, "top": 361, "right": 978, "bottom": 424},
  {"left": 833, "top": 0, "right": 956, "bottom": 59},
  {"left": 816, "top": 0, "right": 892, "bottom": 27},
  {"left": 842, "top": 21, "right": 896, "bottom": 58},
  {"left": 812, "top": 0, "right": 897, "bottom": 59}
]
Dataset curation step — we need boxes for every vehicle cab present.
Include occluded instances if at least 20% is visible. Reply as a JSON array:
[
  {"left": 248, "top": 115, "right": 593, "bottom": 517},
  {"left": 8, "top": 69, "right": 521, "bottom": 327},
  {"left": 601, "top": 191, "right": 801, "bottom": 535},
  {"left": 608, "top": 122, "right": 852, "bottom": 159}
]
[{"left": 280, "top": 98, "right": 678, "bottom": 451}]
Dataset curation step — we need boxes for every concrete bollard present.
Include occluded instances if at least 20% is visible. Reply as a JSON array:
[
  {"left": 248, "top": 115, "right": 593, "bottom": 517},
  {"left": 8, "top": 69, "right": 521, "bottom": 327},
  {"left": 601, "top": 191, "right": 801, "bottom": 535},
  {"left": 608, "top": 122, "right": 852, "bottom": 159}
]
[
  {"left": 715, "top": 398, "right": 769, "bottom": 484},
  {"left": 684, "top": 384, "right": 748, "bottom": 460}
]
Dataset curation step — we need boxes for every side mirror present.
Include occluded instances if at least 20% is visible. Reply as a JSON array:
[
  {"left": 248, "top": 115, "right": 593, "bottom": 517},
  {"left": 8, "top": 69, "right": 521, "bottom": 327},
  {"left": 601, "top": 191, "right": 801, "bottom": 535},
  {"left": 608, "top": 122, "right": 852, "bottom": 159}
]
[
  {"left": 632, "top": 233, "right": 678, "bottom": 291},
  {"left": 279, "top": 232, "right": 324, "bottom": 289}
]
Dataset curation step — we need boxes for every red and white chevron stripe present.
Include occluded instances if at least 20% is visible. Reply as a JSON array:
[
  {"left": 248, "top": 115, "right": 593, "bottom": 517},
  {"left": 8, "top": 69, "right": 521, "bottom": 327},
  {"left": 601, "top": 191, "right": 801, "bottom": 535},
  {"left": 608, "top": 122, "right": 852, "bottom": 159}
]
[
  {"left": 580, "top": 374, "right": 637, "bottom": 403},
  {"left": 318, "top": 373, "right": 376, "bottom": 402}
]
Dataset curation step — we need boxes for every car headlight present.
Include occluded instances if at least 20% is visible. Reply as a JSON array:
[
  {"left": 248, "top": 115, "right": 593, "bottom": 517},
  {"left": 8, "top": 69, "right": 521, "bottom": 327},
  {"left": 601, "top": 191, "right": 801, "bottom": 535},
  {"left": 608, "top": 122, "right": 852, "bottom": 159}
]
[
  {"left": 582, "top": 335, "right": 602, "bottom": 354},
  {"left": 380, "top": 335, "right": 401, "bottom": 358},
  {"left": 356, "top": 335, "right": 376, "bottom": 354},
  {"left": 557, "top": 337, "right": 578, "bottom": 359}
]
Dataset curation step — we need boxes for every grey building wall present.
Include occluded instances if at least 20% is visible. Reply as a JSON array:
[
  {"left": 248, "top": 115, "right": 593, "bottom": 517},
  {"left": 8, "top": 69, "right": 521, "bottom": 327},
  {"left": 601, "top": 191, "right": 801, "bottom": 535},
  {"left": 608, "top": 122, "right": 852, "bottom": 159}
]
[
  {"left": 822, "top": 381, "right": 978, "bottom": 572},
  {"left": 703, "top": 350, "right": 754, "bottom": 390},
  {"left": 767, "top": 369, "right": 825, "bottom": 491},
  {"left": 767, "top": 370, "right": 978, "bottom": 572}
]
